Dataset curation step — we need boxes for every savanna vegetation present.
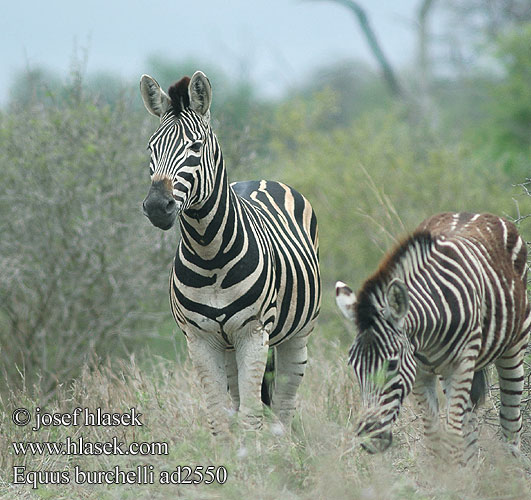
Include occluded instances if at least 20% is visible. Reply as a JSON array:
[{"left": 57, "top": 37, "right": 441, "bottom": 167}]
[{"left": 0, "top": 6, "right": 530, "bottom": 499}]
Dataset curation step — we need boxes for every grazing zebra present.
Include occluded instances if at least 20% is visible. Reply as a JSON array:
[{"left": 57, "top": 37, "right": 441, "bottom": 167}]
[
  {"left": 335, "top": 212, "right": 530, "bottom": 461},
  {"left": 139, "top": 71, "right": 321, "bottom": 434}
]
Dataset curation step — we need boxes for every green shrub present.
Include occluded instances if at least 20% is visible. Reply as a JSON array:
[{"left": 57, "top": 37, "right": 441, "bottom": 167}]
[
  {"left": 0, "top": 86, "right": 177, "bottom": 395},
  {"left": 263, "top": 91, "right": 529, "bottom": 343}
]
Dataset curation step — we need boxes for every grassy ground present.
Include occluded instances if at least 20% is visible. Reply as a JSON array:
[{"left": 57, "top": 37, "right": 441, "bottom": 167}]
[{"left": 0, "top": 338, "right": 529, "bottom": 500}]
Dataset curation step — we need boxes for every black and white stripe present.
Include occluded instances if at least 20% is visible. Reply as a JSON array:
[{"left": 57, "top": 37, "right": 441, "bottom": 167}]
[
  {"left": 140, "top": 71, "right": 321, "bottom": 433},
  {"left": 336, "top": 212, "right": 530, "bottom": 460}
]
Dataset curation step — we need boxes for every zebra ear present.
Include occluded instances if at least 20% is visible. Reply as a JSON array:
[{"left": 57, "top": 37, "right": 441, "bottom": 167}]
[
  {"left": 140, "top": 74, "right": 172, "bottom": 118},
  {"left": 385, "top": 279, "right": 409, "bottom": 323},
  {"left": 336, "top": 281, "right": 357, "bottom": 322},
  {"left": 189, "top": 71, "right": 212, "bottom": 121}
]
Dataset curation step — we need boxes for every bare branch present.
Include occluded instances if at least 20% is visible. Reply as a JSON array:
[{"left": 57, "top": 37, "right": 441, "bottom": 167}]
[
  {"left": 417, "top": 0, "right": 436, "bottom": 83},
  {"left": 309, "top": 0, "right": 403, "bottom": 97}
]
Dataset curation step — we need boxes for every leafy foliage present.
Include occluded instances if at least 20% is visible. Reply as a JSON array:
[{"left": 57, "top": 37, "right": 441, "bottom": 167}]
[
  {"left": 0, "top": 82, "right": 177, "bottom": 395},
  {"left": 263, "top": 90, "right": 527, "bottom": 336},
  {"left": 488, "top": 24, "right": 531, "bottom": 154}
]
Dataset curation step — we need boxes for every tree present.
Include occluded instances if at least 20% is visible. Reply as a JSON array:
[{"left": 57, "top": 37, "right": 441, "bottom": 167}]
[
  {"left": 417, "top": 0, "right": 437, "bottom": 92},
  {"left": 308, "top": 0, "right": 403, "bottom": 97}
]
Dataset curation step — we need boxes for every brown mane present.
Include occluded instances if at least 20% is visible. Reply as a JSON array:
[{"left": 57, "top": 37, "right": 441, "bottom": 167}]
[
  {"left": 354, "top": 231, "right": 434, "bottom": 331},
  {"left": 167, "top": 76, "right": 191, "bottom": 115}
]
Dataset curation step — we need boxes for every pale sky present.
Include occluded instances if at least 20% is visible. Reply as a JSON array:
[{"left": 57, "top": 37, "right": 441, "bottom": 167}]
[{"left": 1, "top": 0, "right": 421, "bottom": 104}]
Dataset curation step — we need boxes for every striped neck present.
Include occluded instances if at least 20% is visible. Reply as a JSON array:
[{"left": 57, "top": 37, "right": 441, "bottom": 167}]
[{"left": 178, "top": 150, "right": 242, "bottom": 262}]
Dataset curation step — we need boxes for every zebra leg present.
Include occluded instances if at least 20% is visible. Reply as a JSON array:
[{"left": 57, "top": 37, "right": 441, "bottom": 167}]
[
  {"left": 187, "top": 336, "right": 231, "bottom": 435},
  {"left": 495, "top": 339, "right": 527, "bottom": 451},
  {"left": 412, "top": 369, "right": 441, "bottom": 456},
  {"left": 234, "top": 321, "right": 270, "bottom": 430},
  {"left": 440, "top": 359, "right": 478, "bottom": 462},
  {"left": 270, "top": 329, "right": 311, "bottom": 428},
  {"left": 462, "top": 396, "right": 480, "bottom": 464},
  {"left": 225, "top": 350, "right": 240, "bottom": 412}
]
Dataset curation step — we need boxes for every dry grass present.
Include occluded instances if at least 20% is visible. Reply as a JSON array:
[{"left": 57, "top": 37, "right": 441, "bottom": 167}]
[{"left": 0, "top": 339, "right": 529, "bottom": 500}]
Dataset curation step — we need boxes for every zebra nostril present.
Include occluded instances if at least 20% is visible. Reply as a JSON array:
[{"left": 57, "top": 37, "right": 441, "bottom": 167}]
[{"left": 165, "top": 198, "right": 176, "bottom": 214}]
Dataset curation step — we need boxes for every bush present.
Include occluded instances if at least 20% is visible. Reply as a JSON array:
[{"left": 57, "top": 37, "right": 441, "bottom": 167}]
[
  {"left": 0, "top": 83, "right": 176, "bottom": 396},
  {"left": 490, "top": 24, "right": 531, "bottom": 153},
  {"left": 262, "top": 91, "right": 529, "bottom": 343}
]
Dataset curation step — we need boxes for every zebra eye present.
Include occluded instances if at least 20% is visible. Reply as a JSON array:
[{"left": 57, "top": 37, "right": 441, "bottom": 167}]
[
  {"left": 387, "top": 358, "right": 399, "bottom": 372},
  {"left": 190, "top": 141, "right": 202, "bottom": 153}
]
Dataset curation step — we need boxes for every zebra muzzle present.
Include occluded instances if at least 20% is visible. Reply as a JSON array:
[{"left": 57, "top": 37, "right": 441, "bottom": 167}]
[
  {"left": 357, "top": 419, "right": 393, "bottom": 453},
  {"left": 359, "top": 430, "right": 393, "bottom": 454},
  {"left": 143, "top": 181, "right": 179, "bottom": 230}
]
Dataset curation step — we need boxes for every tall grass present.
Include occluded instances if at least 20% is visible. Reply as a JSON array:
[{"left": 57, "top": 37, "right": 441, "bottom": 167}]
[{"left": 0, "top": 342, "right": 529, "bottom": 499}]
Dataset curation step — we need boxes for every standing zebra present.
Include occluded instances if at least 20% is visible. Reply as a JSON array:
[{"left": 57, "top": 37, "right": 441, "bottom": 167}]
[
  {"left": 335, "top": 212, "right": 530, "bottom": 461},
  {"left": 140, "top": 71, "right": 321, "bottom": 434}
]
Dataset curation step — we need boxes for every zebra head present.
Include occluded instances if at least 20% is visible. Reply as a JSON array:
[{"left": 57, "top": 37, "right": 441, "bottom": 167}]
[
  {"left": 336, "top": 279, "right": 416, "bottom": 454},
  {"left": 140, "top": 71, "right": 215, "bottom": 230}
]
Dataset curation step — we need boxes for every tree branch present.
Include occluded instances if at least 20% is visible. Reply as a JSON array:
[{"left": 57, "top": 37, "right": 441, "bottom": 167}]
[
  {"left": 418, "top": 0, "right": 436, "bottom": 87},
  {"left": 311, "top": 0, "right": 403, "bottom": 97}
]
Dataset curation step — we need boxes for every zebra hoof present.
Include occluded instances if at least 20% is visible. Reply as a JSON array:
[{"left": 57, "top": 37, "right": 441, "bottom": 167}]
[{"left": 269, "top": 422, "right": 285, "bottom": 437}]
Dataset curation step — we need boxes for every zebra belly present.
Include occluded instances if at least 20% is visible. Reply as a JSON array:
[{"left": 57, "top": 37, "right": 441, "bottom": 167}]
[
  {"left": 170, "top": 295, "right": 277, "bottom": 349},
  {"left": 414, "top": 297, "right": 527, "bottom": 376}
]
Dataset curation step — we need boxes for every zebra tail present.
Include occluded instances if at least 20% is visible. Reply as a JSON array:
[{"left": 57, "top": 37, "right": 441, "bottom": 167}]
[
  {"left": 470, "top": 368, "right": 488, "bottom": 408},
  {"left": 261, "top": 347, "right": 275, "bottom": 407}
]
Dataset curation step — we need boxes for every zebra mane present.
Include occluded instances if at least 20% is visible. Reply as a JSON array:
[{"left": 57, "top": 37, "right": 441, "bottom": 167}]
[
  {"left": 355, "top": 231, "right": 434, "bottom": 332},
  {"left": 167, "top": 77, "right": 191, "bottom": 116}
]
